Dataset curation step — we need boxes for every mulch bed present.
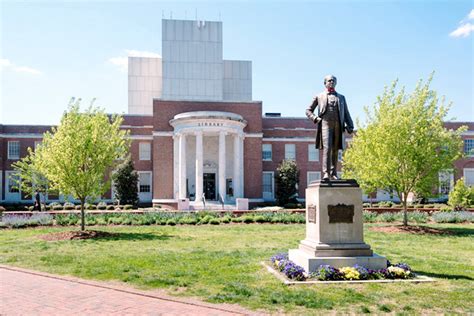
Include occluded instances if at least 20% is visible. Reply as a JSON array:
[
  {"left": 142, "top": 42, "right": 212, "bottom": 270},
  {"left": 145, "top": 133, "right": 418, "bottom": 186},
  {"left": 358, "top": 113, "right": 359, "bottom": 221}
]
[
  {"left": 369, "top": 225, "right": 451, "bottom": 235},
  {"left": 38, "top": 230, "right": 114, "bottom": 241}
]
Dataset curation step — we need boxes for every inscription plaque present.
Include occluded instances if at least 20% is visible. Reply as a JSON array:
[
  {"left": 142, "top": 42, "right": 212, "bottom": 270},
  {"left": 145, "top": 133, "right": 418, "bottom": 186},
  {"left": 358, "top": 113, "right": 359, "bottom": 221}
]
[
  {"left": 307, "top": 205, "right": 317, "bottom": 223},
  {"left": 328, "top": 204, "right": 354, "bottom": 223}
]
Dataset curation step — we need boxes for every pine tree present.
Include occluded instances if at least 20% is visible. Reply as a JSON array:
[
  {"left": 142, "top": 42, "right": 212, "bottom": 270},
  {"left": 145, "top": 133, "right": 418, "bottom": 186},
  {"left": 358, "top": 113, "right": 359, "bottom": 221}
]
[{"left": 112, "top": 156, "right": 139, "bottom": 206}]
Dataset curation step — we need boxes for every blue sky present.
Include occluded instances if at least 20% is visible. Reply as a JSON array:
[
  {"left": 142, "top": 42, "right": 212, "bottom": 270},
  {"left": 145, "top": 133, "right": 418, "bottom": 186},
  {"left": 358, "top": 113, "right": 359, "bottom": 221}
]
[{"left": 1, "top": 1, "right": 473, "bottom": 125}]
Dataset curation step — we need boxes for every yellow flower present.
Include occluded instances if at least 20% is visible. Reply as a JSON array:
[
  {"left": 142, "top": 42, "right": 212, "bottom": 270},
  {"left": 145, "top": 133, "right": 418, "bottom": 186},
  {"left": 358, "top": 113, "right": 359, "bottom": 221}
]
[{"left": 340, "top": 267, "right": 360, "bottom": 280}]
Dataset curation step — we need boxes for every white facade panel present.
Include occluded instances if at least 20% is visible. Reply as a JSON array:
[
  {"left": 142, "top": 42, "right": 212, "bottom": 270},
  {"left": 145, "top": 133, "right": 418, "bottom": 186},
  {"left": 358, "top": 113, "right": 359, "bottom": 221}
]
[{"left": 128, "top": 56, "right": 162, "bottom": 115}]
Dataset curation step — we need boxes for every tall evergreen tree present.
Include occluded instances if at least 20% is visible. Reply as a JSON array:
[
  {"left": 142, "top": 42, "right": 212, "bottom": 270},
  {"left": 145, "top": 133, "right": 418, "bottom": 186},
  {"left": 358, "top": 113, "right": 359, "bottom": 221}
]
[
  {"left": 112, "top": 156, "right": 139, "bottom": 206},
  {"left": 275, "top": 159, "right": 300, "bottom": 206}
]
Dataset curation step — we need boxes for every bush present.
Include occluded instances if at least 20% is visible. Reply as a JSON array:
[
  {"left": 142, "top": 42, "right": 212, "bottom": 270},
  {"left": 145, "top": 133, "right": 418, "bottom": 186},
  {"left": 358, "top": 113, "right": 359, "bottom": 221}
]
[
  {"left": 2, "top": 214, "right": 53, "bottom": 228},
  {"left": 254, "top": 215, "right": 266, "bottom": 223},
  {"left": 97, "top": 202, "right": 107, "bottom": 210},
  {"left": 106, "top": 205, "right": 116, "bottom": 210},
  {"left": 439, "top": 205, "right": 453, "bottom": 212},
  {"left": 123, "top": 204, "right": 133, "bottom": 210},
  {"left": 63, "top": 202, "right": 75, "bottom": 210},
  {"left": 284, "top": 203, "right": 297, "bottom": 209},
  {"left": 209, "top": 218, "right": 220, "bottom": 225},
  {"left": 231, "top": 216, "right": 243, "bottom": 223},
  {"left": 378, "top": 201, "right": 393, "bottom": 207},
  {"left": 448, "top": 178, "right": 474, "bottom": 211},
  {"left": 408, "top": 211, "right": 428, "bottom": 223},
  {"left": 275, "top": 159, "right": 299, "bottom": 206},
  {"left": 199, "top": 215, "right": 213, "bottom": 224},
  {"left": 241, "top": 215, "right": 255, "bottom": 223},
  {"left": 414, "top": 204, "right": 423, "bottom": 209},
  {"left": 377, "top": 212, "right": 398, "bottom": 222},
  {"left": 432, "top": 211, "right": 474, "bottom": 223},
  {"left": 75, "top": 205, "right": 82, "bottom": 210},
  {"left": 166, "top": 219, "right": 176, "bottom": 226},
  {"left": 220, "top": 216, "right": 231, "bottom": 224},
  {"left": 84, "top": 203, "right": 96, "bottom": 210},
  {"left": 363, "top": 210, "right": 378, "bottom": 223}
]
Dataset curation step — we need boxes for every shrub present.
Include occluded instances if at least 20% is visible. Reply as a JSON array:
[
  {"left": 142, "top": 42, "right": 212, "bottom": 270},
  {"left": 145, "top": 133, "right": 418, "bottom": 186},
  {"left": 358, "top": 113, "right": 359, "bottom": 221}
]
[
  {"left": 275, "top": 159, "right": 299, "bottom": 206},
  {"left": 439, "top": 205, "right": 453, "bottom": 212},
  {"left": 408, "top": 211, "right": 428, "bottom": 223},
  {"left": 432, "top": 211, "right": 474, "bottom": 223},
  {"left": 63, "top": 202, "right": 75, "bottom": 210},
  {"left": 166, "top": 219, "right": 176, "bottom": 226},
  {"left": 97, "top": 202, "right": 107, "bottom": 210},
  {"left": 241, "top": 215, "right": 255, "bottom": 223},
  {"left": 2, "top": 215, "right": 29, "bottom": 228},
  {"left": 209, "top": 218, "right": 220, "bottom": 225},
  {"left": 254, "top": 215, "right": 266, "bottom": 223},
  {"left": 284, "top": 203, "right": 297, "bottom": 209},
  {"left": 75, "top": 205, "right": 82, "bottom": 210},
  {"left": 112, "top": 156, "right": 139, "bottom": 205},
  {"left": 106, "top": 205, "right": 115, "bottom": 210},
  {"left": 378, "top": 201, "right": 393, "bottom": 207},
  {"left": 123, "top": 204, "right": 133, "bottom": 210},
  {"left": 363, "top": 210, "right": 378, "bottom": 223},
  {"left": 199, "top": 215, "right": 213, "bottom": 224},
  {"left": 220, "top": 216, "right": 231, "bottom": 224},
  {"left": 231, "top": 216, "right": 243, "bottom": 223},
  {"left": 448, "top": 178, "right": 474, "bottom": 211},
  {"left": 414, "top": 204, "right": 423, "bottom": 209},
  {"left": 377, "top": 212, "right": 397, "bottom": 222},
  {"left": 96, "top": 217, "right": 107, "bottom": 225},
  {"left": 84, "top": 203, "right": 97, "bottom": 210}
]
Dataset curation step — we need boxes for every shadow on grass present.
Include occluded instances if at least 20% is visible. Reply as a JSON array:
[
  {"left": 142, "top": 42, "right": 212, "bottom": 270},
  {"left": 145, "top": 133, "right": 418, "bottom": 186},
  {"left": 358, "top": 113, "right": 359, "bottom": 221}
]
[
  {"left": 437, "top": 226, "right": 474, "bottom": 236},
  {"left": 417, "top": 271, "right": 474, "bottom": 281},
  {"left": 98, "top": 232, "right": 174, "bottom": 241}
]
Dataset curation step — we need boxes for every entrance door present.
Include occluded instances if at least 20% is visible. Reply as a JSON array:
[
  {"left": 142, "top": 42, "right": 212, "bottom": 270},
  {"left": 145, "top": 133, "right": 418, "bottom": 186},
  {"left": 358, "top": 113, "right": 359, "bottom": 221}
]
[{"left": 203, "top": 173, "right": 216, "bottom": 200}]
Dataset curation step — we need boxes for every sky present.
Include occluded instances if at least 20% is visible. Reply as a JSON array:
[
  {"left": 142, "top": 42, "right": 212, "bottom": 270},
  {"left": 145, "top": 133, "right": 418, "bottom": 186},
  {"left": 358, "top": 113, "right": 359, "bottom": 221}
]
[{"left": 1, "top": 0, "right": 473, "bottom": 126}]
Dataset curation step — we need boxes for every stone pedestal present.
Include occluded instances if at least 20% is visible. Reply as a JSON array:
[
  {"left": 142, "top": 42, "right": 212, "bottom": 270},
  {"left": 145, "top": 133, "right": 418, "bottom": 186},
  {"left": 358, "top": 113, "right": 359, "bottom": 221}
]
[
  {"left": 178, "top": 198, "right": 190, "bottom": 211},
  {"left": 236, "top": 198, "right": 249, "bottom": 211},
  {"left": 289, "top": 180, "right": 387, "bottom": 272}
]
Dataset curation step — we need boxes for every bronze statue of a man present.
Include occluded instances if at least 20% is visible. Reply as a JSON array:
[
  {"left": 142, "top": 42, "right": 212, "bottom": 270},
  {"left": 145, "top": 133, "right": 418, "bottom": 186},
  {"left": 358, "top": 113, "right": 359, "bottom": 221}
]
[{"left": 306, "top": 75, "right": 354, "bottom": 181}]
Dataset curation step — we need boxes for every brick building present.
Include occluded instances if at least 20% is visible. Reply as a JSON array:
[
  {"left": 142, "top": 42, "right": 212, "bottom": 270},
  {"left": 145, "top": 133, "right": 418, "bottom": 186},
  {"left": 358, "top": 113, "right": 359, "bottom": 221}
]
[{"left": 1, "top": 19, "right": 473, "bottom": 207}]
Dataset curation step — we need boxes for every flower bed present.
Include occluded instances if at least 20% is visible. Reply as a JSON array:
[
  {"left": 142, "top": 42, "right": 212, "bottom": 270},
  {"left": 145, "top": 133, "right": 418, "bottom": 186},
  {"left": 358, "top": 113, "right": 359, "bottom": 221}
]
[{"left": 270, "top": 253, "right": 414, "bottom": 282}]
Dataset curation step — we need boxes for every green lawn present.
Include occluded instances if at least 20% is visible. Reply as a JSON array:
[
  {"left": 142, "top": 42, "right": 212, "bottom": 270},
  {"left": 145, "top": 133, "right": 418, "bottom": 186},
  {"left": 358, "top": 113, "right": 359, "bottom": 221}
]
[{"left": 1, "top": 223, "right": 473, "bottom": 314}]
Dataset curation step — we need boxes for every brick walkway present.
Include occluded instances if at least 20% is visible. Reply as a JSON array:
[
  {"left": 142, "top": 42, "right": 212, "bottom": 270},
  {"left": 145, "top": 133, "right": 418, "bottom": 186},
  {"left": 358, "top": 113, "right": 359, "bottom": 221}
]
[{"left": 0, "top": 265, "right": 258, "bottom": 315}]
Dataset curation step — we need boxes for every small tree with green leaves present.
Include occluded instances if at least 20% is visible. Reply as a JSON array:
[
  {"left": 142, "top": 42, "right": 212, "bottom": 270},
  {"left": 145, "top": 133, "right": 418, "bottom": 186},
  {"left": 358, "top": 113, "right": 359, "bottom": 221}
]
[
  {"left": 448, "top": 178, "right": 473, "bottom": 211},
  {"left": 12, "top": 147, "right": 49, "bottom": 209},
  {"left": 275, "top": 159, "right": 300, "bottom": 206},
  {"left": 112, "top": 156, "right": 139, "bottom": 205},
  {"left": 19, "top": 98, "right": 129, "bottom": 230},
  {"left": 343, "top": 75, "right": 465, "bottom": 226}
]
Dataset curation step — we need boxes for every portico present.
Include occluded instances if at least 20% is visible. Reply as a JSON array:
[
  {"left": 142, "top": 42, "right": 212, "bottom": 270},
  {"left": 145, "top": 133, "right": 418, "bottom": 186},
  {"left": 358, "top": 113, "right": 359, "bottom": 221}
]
[{"left": 170, "top": 111, "right": 246, "bottom": 203}]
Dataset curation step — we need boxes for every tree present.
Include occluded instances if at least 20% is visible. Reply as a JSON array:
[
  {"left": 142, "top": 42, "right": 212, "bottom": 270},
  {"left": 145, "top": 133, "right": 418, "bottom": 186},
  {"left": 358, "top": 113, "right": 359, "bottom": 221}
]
[
  {"left": 18, "top": 98, "right": 129, "bottom": 230},
  {"left": 112, "top": 156, "right": 139, "bottom": 205},
  {"left": 343, "top": 75, "right": 466, "bottom": 226},
  {"left": 448, "top": 178, "right": 474, "bottom": 211},
  {"left": 275, "top": 159, "right": 300, "bottom": 206},
  {"left": 12, "top": 146, "right": 49, "bottom": 206}
]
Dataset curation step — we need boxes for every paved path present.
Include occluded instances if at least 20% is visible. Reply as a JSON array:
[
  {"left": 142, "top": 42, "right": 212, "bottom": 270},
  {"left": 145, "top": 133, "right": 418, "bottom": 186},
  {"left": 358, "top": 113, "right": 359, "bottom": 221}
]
[{"left": 0, "top": 265, "right": 258, "bottom": 315}]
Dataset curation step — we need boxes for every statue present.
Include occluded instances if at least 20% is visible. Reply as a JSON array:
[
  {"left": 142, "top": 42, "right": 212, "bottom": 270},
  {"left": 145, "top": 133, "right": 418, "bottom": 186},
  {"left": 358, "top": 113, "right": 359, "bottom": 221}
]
[{"left": 306, "top": 75, "right": 354, "bottom": 181}]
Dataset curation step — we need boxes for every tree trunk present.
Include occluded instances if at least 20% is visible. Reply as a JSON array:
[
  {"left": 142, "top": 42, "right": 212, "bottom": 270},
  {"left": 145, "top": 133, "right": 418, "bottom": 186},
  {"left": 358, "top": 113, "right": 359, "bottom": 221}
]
[
  {"left": 402, "top": 196, "right": 408, "bottom": 227},
  {"left": 80, "top": 199, "right": 85, "bottom": 231}
]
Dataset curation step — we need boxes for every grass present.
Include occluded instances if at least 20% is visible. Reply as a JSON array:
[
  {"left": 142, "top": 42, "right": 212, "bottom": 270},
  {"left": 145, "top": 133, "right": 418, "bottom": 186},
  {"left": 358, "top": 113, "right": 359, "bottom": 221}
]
[{"left": 0, "top": 223, "right": 473, "bottom": 314}]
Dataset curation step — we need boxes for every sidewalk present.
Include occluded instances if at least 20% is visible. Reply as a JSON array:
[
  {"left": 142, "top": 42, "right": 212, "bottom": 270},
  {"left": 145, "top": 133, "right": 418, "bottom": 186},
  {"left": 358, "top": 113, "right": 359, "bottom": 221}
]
[{"left": 0, "top": 265, "right": 258, "bottom": 315}]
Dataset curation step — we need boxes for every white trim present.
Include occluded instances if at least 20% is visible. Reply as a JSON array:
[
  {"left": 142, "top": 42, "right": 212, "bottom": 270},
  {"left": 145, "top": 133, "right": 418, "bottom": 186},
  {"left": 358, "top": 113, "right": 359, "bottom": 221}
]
[
  {"left": 244, "top": 133, "right": 263, "bottom": 138},
  {"left": 0, "top": 133, "right": 43, "bottom": 139},
  {"left": 461, "top": 131, "right": 474, "bottom": 136},
  {"left": 262, "top": 137, "right": 313, "bottom": 142},
  {"left": 152, "top": 199, "right": 177, "bottom": 203},
  {"left": 153, "top": 131, "right": 174, "bottom": 137},
  {"left": 248, "top": 198, "right": 265, "bottom": 202},
  {"left": 129, "top": 135, "right": 153, "bottom": 140},
  {"left": 121, "top": 125, "right": 153, "bottom": 129}
]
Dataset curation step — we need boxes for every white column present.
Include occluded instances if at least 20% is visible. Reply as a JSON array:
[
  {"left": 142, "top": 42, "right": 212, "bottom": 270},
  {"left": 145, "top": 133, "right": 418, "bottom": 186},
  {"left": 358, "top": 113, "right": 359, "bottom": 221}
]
[
  {"left": 178, "top": 133, "right": 187, "bottom": 199},
  {"left": 218, "top": 131, "right": 226, "bottom": 202},
  {"left": 233, "top": 133, "right": 241, "bottom": 198},
  {"left": 173, "top": 135, "right": 178, "bottom": 199},
  {"left": 239, "top": 135, "right": 244, "bottom": 198},
  {"left": 195, "top": 131, "right": 203, "bottom": 202}
]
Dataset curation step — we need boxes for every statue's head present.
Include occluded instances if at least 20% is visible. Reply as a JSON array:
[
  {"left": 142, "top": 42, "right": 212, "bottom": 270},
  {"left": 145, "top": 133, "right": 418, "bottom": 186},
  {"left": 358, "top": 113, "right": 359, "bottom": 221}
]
[{"left": 324, "top": 75, "right": 337, "bottom": 90}]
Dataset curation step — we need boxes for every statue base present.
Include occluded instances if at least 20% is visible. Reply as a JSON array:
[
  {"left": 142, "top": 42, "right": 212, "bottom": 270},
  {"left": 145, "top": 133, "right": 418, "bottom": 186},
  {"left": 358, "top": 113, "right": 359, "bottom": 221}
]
[{"left": 288, "top": 179, "right": 387, "bottom": 272}]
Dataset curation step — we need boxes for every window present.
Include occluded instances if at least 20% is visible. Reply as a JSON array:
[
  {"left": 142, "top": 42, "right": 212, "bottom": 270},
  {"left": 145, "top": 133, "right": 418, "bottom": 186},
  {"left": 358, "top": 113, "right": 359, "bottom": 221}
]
[
  {"left": 307, "top": 172, "right": 321, "bottom": 186},
  {"left": 139, "top": 142, "right": 151, "bottom": 160},
  {"left": 438, "top": 171, "right": 454, "bottom": 195},
  {"left": 464, "top": 168, "right": 474, "bottom": 187},
  {"left": 34, "top": 141, "right": 42, "bottom": 150},
  {"left": 138, "top": 172, "right": 152, "bottom": 192},
  {"left": 285, "top": 144, "right": 296, "bottom": 160},
  {"left": 8, "top": 141, "right": 20, "bottom": 160},
  {"left": 262, "top": 144, "right": 272, "bottom": 161},
  {"left": 8, "top": 172, "right": 20, "bottom": 193},
  {"left": 308, "top": 145, "right": 319, "bottom": 161},
  {"left": 262, "top": 172, "right": 274, "bottom": 200},
  {"left": 464, "top": 139, "right": 474, "bottom": 157}
]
